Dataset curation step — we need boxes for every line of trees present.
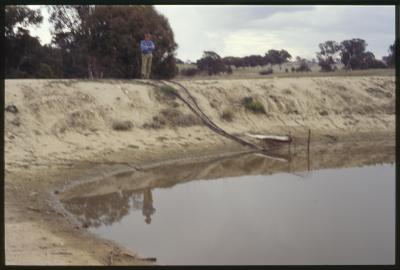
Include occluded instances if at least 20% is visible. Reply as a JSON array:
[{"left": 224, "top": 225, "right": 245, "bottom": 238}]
[
  {"left": 5, "top": 5, "right": 179, "bottom": 79},
  {"left": 5, "top": 6, "right": 396, "bottom": 79},
  {"left": 186, "top": 38, "right": 395, "bottom": 76},
  {"left": 317, "top": 38, "right": 395, "bottom": 72},
  {"left": 190, "top": 49, "right": 292, "bottom": 76},
  {"left": 222, "top": 49, "right": 292, "bottom": 69}
]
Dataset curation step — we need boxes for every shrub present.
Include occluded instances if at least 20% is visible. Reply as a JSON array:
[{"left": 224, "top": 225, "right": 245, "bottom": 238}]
[
  {"left": 143, "top": 108, "right": 202, "bottom": 129},
  {"left": 259, "top": 68, "right": 273, "bottom": 75},
  {"left": 319, "top": 110, "right": 328, "bottom": 116},
  {"left": 221, "top": 109, "right": 234, "bottom": 121},
  {"left": 5, "top": 105, "right": 18, "bottom": 114},
  {"left": 181, "top": 67, "right": 198, "bottom": 76},
  {"left": 242, "top": 97, "right": 266, "bottom": 114},
  {"left": 158, "top": 85, "right": 178, "bottom": 100},
  {"left": 161, "top": 108, "right": 202, "bottom": 127},
  {"left": 128, "top": 144, "right": 139, "bottom": 149},
  {"left": 361, "top": 59, "right": 387, "bottom": 69},
  {"left": 171, "top": 101, "right": 180, "bottom": 108},
  {"left": 112, "top": 120, "right": 133, "bottom": 131},
  {"left": 296, "top": 61, "right": 311, "bottom": 72},
  {"left": 142, "top": 116, "right": 164, "bottom": 129}
]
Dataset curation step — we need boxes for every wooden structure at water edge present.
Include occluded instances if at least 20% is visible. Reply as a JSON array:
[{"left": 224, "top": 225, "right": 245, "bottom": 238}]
[{"left": 245, "top": 133, "right": 292, "bottom": 144}]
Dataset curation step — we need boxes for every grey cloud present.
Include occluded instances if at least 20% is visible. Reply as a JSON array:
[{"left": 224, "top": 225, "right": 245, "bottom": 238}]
[
  {"left": 247, "top": 6, "right": 394, "bottom": 34},
  {"left": 156, "top": 5, "right": 395, "bottom": 61},
  {"left": 182, "top": 6, "right": 316, "bottom": 30},
  {"left": 28, "top": 5, "right": 395, "bottom": 62}
]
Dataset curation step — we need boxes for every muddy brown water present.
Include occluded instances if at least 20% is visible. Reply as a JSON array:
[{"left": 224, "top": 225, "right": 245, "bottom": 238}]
[{"left": 60, "top": 141, "right": 395, "bottom": 265}]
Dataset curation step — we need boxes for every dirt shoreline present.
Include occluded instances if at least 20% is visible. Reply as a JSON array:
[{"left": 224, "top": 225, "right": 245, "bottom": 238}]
[
  {"left": 5, "top": 138, "right": 256, "bottom": 265},
  {"left": 5, "top": 133, "right": 395, "bottom": 265},
  {"left": 5, "top": 77, "right": 395, "bottom": 265}
]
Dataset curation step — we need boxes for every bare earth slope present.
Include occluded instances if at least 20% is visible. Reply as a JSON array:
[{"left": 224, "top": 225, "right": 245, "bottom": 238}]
[{"left": 5, "top": 76, "right": 395, "bottom": 169}]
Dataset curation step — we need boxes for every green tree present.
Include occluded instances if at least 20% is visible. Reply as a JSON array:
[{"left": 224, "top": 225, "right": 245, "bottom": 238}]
[
  {"left": 340, "top": 38, "right": 368, "bottom": 70},
  {"left": 278, "top": 49, "right": 292, "bottom": 69},
  {"left": 5, "top": 5, "right": 43, "bottom": 37},
  {"left": 265, "top": 49, "right": 291, "bottom": 70},
  {"left": 383, "top": 41, "right": 396, "bottom": 68},
  {"left": 196, "top": 51, "right": 226, "bottom": 75},
  {"left": 49, "top": 5, "right": 178, "bottom": 79},
  {"left": 360, "top": 51, "right": 386, "bottom": 69},
  {"left": 316, "top": 40, "right": 341, "bottom": 72},
  {"left": 339, "top": 38, "right": 387, "bottom": 70},
  {"left": 295, "top": 58, "right": 311, "bottom": 72},
  {"left": 244, "top": 55, "right": 265, "bottom": 67},
  {"left": 223, "top": 56, "right": 239, "bottom": 67},
  {"left": 5, "top": 5, "right": 45, "bottom": 77},
  {"left": 265, "top": 49, "right": 280, "bottom": 68}
]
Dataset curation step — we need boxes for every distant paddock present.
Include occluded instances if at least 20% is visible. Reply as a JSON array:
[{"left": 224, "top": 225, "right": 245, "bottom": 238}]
[{"left": 176, "top": 63, "right": 394, "bottom": 80}]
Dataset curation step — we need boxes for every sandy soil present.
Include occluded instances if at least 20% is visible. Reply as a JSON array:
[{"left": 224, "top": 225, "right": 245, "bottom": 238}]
[{"left": 4, "top": 76, "right": 395, "bottom": 265}]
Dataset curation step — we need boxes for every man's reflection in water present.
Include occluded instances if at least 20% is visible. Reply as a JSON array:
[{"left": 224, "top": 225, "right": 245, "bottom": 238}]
[{"left": 142, "top": 188, "right": 156, "bottom": 224}]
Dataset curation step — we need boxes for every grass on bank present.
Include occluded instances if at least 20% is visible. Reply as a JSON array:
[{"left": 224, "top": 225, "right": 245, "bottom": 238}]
[
  {"left": 242, "top": 97, "right": 266, "bottom": 114},
  {"left": 112, "top": 120, "right": 133, "bottom": 131}
]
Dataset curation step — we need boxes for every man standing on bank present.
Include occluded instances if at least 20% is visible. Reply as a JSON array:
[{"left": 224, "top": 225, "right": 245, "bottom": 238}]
[{"left": 140, "top": 33, "right": 155, "bottom": 79}]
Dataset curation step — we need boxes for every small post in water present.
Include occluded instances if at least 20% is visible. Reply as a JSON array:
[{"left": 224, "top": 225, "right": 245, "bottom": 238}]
[{"left": 307, "top": 128, "right": 311, "bottom": 171}]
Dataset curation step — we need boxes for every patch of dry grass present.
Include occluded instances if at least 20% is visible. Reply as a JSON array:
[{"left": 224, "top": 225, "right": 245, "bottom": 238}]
[
  {"left": 221, "top": 109, "right": 234, "bottom": 122},
  {"left": 143, "top": 108, "right": 202, "bottom": 129},
  {"left": 112, "top": 120, "right": 133, "bottom": 131},
  {"left": 158, "top": 85, "right": 178, "bottom": 98},
  {"left": 176, "top": 63, "right": 394, "bottom": 80}
]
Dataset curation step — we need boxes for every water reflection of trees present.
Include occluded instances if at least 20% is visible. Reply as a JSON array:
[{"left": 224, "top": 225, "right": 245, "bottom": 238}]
[
  {"left": 62, "top": 140, "right": 395, "bottom": 228},
  {"left": 64, "top": 190, "right": 147, "bottom": 228}
]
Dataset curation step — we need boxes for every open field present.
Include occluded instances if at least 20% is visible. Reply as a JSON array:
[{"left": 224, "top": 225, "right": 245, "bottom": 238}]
[{"left": 177, "top": 63, "right": 395, "bottom": 80}]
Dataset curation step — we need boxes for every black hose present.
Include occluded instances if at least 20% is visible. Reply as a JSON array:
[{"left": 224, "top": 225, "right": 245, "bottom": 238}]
[{"left": 136, "top": 79, "right": 285, "bottom": 154}]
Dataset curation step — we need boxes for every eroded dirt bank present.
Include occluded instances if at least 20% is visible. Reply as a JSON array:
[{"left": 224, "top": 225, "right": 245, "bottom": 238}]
[{"left": 5, "top": 77, "right": 395, "bottom": 265}]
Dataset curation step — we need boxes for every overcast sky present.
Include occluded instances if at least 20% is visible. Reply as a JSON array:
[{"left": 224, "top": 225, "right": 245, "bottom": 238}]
[{"left": 28, "top": 5, "right": 395, "bottom": 61}]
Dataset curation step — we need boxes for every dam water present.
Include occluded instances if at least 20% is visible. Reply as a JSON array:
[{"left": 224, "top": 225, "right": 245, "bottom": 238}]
[{"left": 60, "top": 141, "right": 395, "bottom": 265}]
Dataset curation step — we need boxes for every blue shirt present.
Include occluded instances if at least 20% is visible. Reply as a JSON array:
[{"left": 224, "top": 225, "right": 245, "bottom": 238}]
[{"left": 140, "top": 40, "right": 155, "bottom": 54}]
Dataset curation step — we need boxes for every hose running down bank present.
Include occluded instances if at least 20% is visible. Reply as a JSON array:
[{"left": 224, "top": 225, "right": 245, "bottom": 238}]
[
  {"left": 164, "top": 80, "right": 264, "bottom": 150},
  {"left": 137, "top": 79, "right": 266, "bottom": 151}
]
